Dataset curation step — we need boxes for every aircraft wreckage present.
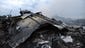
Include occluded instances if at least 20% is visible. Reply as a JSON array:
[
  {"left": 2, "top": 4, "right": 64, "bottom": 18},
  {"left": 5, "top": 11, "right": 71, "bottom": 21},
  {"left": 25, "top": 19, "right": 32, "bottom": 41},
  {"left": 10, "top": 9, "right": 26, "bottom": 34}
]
[{"left": 0, "top": 10, "right": 85, "bottom": 48}]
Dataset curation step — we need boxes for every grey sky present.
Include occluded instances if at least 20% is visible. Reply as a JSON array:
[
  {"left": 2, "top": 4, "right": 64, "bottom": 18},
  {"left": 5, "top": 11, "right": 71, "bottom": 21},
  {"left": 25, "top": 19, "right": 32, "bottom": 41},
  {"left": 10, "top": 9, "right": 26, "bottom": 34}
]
[{"left": 0, "top": 0, "right": 85, "bottom": 19}]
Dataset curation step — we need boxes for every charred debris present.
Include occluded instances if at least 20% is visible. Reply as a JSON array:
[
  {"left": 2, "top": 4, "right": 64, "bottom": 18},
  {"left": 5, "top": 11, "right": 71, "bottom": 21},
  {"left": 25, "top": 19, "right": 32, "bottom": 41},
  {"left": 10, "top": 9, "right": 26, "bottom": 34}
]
[{"left": 0, "top": 10, "right": 85, "bottom": 48}]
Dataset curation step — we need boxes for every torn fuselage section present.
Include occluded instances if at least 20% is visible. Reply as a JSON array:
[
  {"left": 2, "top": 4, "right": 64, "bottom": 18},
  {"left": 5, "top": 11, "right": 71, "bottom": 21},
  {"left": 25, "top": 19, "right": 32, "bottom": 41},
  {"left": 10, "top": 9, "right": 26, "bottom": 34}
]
[{"left": 8, "top": 11, "right": 65, "bottom": 48}]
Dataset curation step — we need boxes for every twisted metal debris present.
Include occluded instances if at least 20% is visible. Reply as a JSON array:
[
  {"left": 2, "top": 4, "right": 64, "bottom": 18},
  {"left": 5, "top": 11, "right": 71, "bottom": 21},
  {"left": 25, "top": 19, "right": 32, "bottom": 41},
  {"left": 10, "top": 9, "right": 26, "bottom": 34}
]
[{"left": 0, "top": 10, "right": 85, "bottom": 48}]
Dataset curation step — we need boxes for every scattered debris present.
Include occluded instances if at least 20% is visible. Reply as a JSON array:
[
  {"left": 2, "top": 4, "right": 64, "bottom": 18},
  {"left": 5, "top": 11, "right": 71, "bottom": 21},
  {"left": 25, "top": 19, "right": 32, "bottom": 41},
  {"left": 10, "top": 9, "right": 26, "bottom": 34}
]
[{"left": 0, "top": 10, "right": 85, "bottom": 48}]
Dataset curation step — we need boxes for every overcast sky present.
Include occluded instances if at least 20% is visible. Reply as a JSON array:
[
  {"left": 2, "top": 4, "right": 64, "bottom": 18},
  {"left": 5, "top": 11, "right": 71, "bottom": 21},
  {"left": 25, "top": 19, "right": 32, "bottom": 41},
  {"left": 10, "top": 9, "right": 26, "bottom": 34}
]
[{"left": 0, "top": 0, "right": 85, "bottom": 19}]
